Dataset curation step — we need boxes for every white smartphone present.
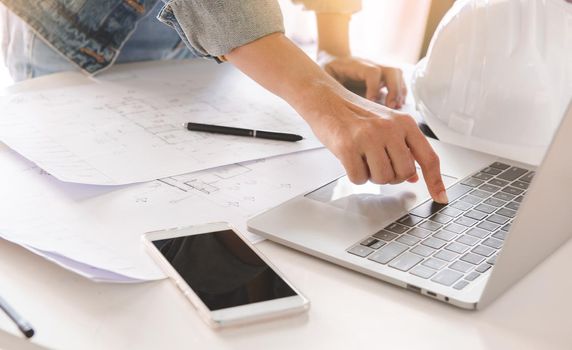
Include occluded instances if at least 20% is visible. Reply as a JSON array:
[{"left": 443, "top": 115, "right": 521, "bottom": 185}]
[{"left": 142, "top": 222, "right": 309, "bottom": 328}]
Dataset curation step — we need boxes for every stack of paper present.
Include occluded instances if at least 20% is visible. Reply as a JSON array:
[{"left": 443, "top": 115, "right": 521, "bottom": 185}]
[{"left": 0, "top": 61, "right": 344, "bottom": 282}]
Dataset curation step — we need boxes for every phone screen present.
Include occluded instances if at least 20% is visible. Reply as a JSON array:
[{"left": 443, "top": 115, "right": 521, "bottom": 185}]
[{"left": 152, "top": 230, "right": 297, "bottom": 311}]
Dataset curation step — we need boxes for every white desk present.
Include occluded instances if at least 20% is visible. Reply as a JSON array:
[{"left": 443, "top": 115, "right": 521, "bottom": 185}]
[{"left": 1, "top": 63, "right": 571, "bottom": 350}]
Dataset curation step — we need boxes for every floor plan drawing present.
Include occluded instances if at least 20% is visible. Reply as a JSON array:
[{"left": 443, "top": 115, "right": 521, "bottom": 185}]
[{"left": 0, "top": 62, "right": 322, "bottom": 185}]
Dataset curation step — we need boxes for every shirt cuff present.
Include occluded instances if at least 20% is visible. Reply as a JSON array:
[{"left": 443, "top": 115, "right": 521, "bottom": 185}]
[
  {"left": 157, "top": 0, "right": 285, "bottom": 59},
  {"left": 292, "top": 0, "right": 362, "bottom": 14}
]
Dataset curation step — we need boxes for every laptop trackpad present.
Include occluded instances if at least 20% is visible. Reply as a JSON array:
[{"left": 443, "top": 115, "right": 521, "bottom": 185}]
[{"left": 306, "top": 173, "right": 457, "bottom": 223}]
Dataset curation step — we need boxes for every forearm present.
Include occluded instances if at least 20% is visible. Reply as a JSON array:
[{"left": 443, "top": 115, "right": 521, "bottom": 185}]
[
  {"left": 225, "top": 33, "right": 346, "bottom": 124},
  {"left": 316, "top": 13, "right": 351, "bottom": 57}
]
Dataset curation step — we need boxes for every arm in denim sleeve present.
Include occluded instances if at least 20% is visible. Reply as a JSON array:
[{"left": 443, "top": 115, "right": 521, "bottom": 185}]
[{"left": 157, "top": 0, "right": 284, "bottom": 59}]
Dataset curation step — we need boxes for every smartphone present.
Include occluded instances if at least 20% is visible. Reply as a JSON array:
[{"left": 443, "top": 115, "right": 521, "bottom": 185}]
[{"left": 142, "top": 222, "right": 309, "bottom": 328}]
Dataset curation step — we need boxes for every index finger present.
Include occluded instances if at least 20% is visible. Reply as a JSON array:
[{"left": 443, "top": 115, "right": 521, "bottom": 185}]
[
  {"left": 383, "top": 69, "right": 404, "bottom": 109},
  {"left": 405, "top": 124, "right": 448, "bottom": 203}
]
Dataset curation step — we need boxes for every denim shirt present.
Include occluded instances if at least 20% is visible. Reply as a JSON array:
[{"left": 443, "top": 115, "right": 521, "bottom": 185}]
[{"left": 0, "top": 0, "right": 284, "bottom": 74}]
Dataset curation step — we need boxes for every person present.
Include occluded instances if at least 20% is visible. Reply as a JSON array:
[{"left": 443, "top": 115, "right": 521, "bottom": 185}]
[{"left": 0, "top": 0, "right": 448, "bottom": 203}]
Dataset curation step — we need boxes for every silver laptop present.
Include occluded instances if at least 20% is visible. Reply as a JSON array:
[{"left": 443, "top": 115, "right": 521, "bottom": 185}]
[{"left": 248, "top": 100, "right": 572, "bottom": 310}]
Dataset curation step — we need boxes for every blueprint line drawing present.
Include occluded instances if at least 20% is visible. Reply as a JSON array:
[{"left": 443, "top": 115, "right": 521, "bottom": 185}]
[
  {"left": 0, "top": 145, "right": 344, "bottom": 282},
  {"left": 0, "top": 61, "right": 322, "bottom": 185}
]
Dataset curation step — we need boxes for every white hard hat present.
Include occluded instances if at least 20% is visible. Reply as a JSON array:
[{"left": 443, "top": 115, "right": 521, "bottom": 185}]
[{"left": 412, "top": 0, "right": 572, "bottom": 165}]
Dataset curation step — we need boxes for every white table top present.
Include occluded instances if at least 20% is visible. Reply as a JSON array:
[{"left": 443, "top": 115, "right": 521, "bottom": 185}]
[{"left": 1, "top": 62, "right": 571, "bottom": 350}]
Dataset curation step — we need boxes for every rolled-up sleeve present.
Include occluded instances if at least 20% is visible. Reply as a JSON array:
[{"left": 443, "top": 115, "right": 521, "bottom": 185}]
[
  {"left": 292, "top": 0, "right": 362, "bottom": 14},
  {"left": 157, "top": 0, "right": 284, "bottom": 59}
]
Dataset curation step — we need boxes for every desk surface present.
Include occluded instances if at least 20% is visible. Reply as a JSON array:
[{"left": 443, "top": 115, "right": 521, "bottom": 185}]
[{"left": 1, "top": 62, "right": 571, "bottom": 350}]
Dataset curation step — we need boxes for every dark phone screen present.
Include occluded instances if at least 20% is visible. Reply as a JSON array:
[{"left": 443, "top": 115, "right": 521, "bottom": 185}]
[{"left": 153, "top": 230, "right": 297, "bottom": 311}]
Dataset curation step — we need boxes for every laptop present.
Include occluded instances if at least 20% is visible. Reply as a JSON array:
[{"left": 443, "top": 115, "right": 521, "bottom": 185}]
[{"left": 247, "top": 100, "right": 572, "bottom": 310}]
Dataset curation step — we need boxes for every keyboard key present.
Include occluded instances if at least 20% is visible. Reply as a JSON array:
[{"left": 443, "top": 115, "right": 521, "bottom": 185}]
[
  {"left": 396, "top": 234, "right": 421, "bottom": 246},
  {"left": 498, "top": 166, "right": 528, "bottom": 181},
  {"left": 445, "top": 183, "right": 474, "bottom": 202},
  {"left": 479, "top": 184, "right": 501, "bottom": 193},
  {"left": 482, "top": 167, "right": 503, "bottom": 175},
  {"left": 502, "top": 186, "right": 524, "bottom": 196},
  {"left": 490, "top": 162, "right": 510, "bottom": 170},
  {"left": 487, "top": 214, "right": 509, "bottom": 225},
  {"left": 519, "top": 171, "right": 535, "bottom": 183},
  {"left": 470, "top": 189, "right": 491, "bottom": 199},
  {"left": 496, "top": 208, "right": 516, "bottom": 218},
  {"left": 361, "top": 237, "right": 379, "bottom": 247},
  {"left": 431, "top": 269, "right": 464, "bottom": 286},
  {"left": 453, "top": 280, "right": 470, "bottom": 290},
  {"left": 373, "top": 230, "right": 398, "bottom": 241},
  {"left": 408, "top": 227, "right": 432, "bottom": 239},
  {"left": 422, "top": 237, "right": 448, "bottom": 250},
  {"left": 455, "top": 216, "right": 478, "bottom": 227},
  {"left": 492, "top": 231, "right": 507, "bottom": 240},
  {"left": 484, "top": 197, "right": 506, "bottom": 207},
  {"left": 434, "top": 250, "right": 458, "bottom": 262},
  {"left": 511, "top": 181, "right": 529, "bottom": 190},
  {"left": 445, "top": 242, "right": 470, "bottom": 254},
  {"left": 410, "top": 265, "right": 436, "bottom": 279},
  {"left": 348, "top": 245, "right": 374, "bottom": 257},
  {"left": 465, "top": 210, "right": 487, "bottom": 221},
  {"left": 471, "top": 244, "right": 496, "bottom": 257},
  {"left": 444, "top": 223, "right": 467, "bottom": 234},
  {"left": 461, "top": 252, "right": 486, "bottom": 265},
  {"left": 398, "top": 215, "right": 424, "bottom": 227},
  {"left": 476, "top": 263, "right": 492, "bottom": 273},
  {"left": 477, "top": 221, "right": 500, "bottom": 231},
  {"left": 456, "top": 234, "right": 480, "bottom": 246},
  {"left": 465, "top": 271, "right": 481, "bottom": 281},
  {"left": 505, "top": 201, "right": 520, "bottom": 211},
  {"left": 430, "top": 213, "right": 453, "bottom": 224},
  {"left": 423, "top": 258, "right": 448, "bottom": 270},
  {"left": 440, "top": 207, "right": 464, "bottom": 218},
  {"left": 409, "top": 200, "right": 447, "bottom": 218},
  {"left": 514, "top": 195, "right": 525, "bottom": 203},
  {"left": 460, "top": 195, "right": 481, "bottom": 205},
  {"left": 389, "top": 252, "right": 423, "bottom": 272},
  {"left": 419, "top": 221, "right": 443, "bottom": 231},
  {"left": 487, "top": 255, "right": 498, "bottom": 265},
  {"left": 433, "top": 230, "right": 457, "bottom": 242},
  {"left": 482, "top": 237, "right": 503, "bottom": 249},
  {"left": 451, "top": 201, "right": 473, "bottom": 211},
  {"left": 501, "top": 223, "right": 512, "bottom": 232},
  {"left": 488, "top": 178, "right": 509, "bottom": 187},
  {"left": 462, "top": 178, "right": 484, "bottom": 187},
  {"left": 410, "top": 245, "right": 436, "bottom": 257},
  {"left": 450, "top": 260, "right": 474, "bottom": 273},
  {"left": 475, "top": 204, "right": 496, "bottom": 214},
  {"left": 385, "top": 222, "right": 409, "bottom": 234},
  {"left": 368, "top": 242, "right": 408, "bottom": 264},
  {"left": 370, "top": 240, "right": 386, "bottom": 249},
  {"left": 473, "top": 172, "right": 494, "bottom": 181},
  {"left": 466, "top": 228, "right": 489, "bottom": 239},
  {"left": 493, "top": 192, "right": 516, "bottom": 202}
]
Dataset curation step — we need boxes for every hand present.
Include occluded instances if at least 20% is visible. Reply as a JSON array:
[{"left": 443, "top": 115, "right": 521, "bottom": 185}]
[
  {"left": 318, "top": 52, "right": 407, "bottom": 109},
  {"left": 300, "top": 86, "right": 448, "bottom": 204},
  {"left": 226, "top": 33, "right": 446, "bottom": 203}
]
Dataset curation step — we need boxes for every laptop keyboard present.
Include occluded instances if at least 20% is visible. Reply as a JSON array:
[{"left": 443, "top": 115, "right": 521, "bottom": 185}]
[{"left": 346, "top": 162, "right": 535, "bottom": 291}]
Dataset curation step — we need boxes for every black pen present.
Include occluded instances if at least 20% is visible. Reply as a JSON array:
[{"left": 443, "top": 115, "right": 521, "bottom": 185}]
[
  {"left": 185, "top": 122, "right": 303, "bottom": 142},
  {"left": 0, "top": 294, "right": 35, "bottom": 338}
]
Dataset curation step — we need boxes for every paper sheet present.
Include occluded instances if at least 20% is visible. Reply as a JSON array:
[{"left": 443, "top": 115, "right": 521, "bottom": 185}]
[
  {"left": 0, "top": 61, "right": 322, "bottom": 185},
  {"left": 0, "top": 146, "right": 344, "bottom": 282}
]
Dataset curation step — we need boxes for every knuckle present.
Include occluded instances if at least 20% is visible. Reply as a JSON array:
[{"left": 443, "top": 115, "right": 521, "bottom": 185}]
[
  {"left": 425, "top": 151, "right": 440, "bottom": 169},
  {"left": 348, "top": 170, "right": 368, "bottom": 185},
  {"left": 396, "top": 113, "right": 417, "bottom": 128}
]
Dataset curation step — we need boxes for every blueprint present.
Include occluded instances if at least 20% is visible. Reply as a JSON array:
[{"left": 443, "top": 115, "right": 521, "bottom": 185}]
[
  {"left": 0, "top": 61, "right": 322, "bottom": 185},
  {"left": 0, "top": 146, "right": 344, "bottom": 282}
]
